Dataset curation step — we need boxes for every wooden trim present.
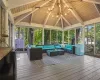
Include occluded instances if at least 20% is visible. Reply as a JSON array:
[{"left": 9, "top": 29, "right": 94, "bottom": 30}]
[
  {"left": 8, "top": 10, "right": 14, "bottom": 24},
  {"left": 64, "top": 17, "right": 100, "bottom": 30},
  {"left": 93, "top": 4, "right": 100, "bottom": 16},
  {"left": 55, "top": 17, "right": 61, "bottom": 26},
  {"left": 9, "top": 0, "right": 43, "bottom": 9},
  {"left": 62, "top": 0, "right": 84, "bottom": 25},
  {"left": 62, "top": 15, "right": 71, "bottom": 26},
  {"left": 13, "top": 8, "right": 32, "bottom": 17},
  {"left": 0, "top": 48, "right": 12, "bottom": 60},
  {"left": 61, "top": 17, "right": 64, "bottom": 28},
  {"left": 15, "top": 0, "right": 51, "bottom": 24},
  {"left": 44, "top": 0, "right": 57, "bottom": 26},
  {"left": 16, "top": 22, "right": 63, "bottom": 30},
  {"left": 83, "top": 0, "right": 100, "bottom": 4}
]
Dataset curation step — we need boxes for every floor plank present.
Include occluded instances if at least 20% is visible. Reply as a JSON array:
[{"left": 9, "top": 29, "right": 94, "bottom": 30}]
[{"left": 16, "top": 53, "right": 100, "bottom": 80}]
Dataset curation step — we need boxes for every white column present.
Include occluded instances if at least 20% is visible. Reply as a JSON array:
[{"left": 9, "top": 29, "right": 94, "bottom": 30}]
[
  {"left": 62, "top": 30, "right": 64, "bottom": 44},
  {"left": 42, "top": 28, "right": 44, "bottom": 45},
  {"left": 12, "top": 25, "right": 15, "bottom": 49},
  {"left": 82, "top": 25, "right": 85, "bottom": 54},
  {"left": 50, "top": 29, "right": 51, "bottom": 44},
  {"left": 5, "top": 8, "right": 9, "bottom": 47},
  {"left": 82, "top": 26, "right": 85, "bottom": 45},
  {"left": 9, "top": 23, "right": 11, "bottom": 47}
]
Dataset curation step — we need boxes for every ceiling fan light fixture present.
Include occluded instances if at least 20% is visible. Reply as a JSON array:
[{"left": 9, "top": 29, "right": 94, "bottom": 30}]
[
  {"left": 68, "top": 8, "right": 72, "bottom": 11},
  {"left": 65, "top": 13, "right": 67, "bottom": 15},
  {"left": 52, "top": 15, "right": 54, "bottom": 18},
  {"left": 56, "top": 15, "right": 59, "bottom": 18},
  {"left": 64, "top": 5, "right": 66, "bottom": 8},
  {"left": 48, "top": 8, "right": 51, "bottom": 11}
]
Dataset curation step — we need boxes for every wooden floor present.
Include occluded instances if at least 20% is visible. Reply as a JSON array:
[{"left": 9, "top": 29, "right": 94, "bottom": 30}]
[{"left": 16, "top": 53, "right": 100, "bottom": 80}]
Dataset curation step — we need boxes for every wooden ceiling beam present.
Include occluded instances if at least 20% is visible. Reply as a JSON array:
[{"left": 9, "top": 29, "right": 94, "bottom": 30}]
[
  {"left": 44, "top": 0, "right": 57, "bottom": 26},
  {"left": 82, "top": 0, "right": 100, "bottom": 4},
  {"left": 62, "top": 0, "right": 84, "bottom": 25},
  {"left": 61, "top": 16, "right": 64, "bottom": 28},
  {"left": 93, "top": 4, "right": 100, "bottom": 16},
  {"left": 55, "top": 16, "right": 61, "bottom": 26},
  {"left": 9, "top": 0, "right": 43, "bottom": 9},
  {"left": 44, "top": 12, "right": 52, "bottom": 26},
  {"left": 62, "top": 15, "right": 71, "bottom": 26},
  {"left": 58, "top": 0, "right": 64, "bottom": 28},
  {"left": 58, "top": 0, "right": 61, "bottom": 14},
  {"left": 16, "top": 22, "right": 63, "bottom": 30},
  {"left": 15, "top": 0, "right": 51, "bottom": 25},
  {"left": 13, "top": 8, "right": 33, "bottom": 17}
]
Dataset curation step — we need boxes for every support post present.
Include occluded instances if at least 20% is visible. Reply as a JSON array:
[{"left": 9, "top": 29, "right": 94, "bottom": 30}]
[
  {"left": 5, "top": 8, "right": 9, "bottom": 47},
  {"left": 82, "top": 25, "right": 85, "bottom": 54},
  {"left": 12, "top": 25, "right": 15, "bottom": 49}
]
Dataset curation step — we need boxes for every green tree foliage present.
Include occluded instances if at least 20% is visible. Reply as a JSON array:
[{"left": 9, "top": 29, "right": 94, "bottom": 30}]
[
  {"left": 84, "top": 25, "right": 94, "bottom": 54},
  {"left": 95, "top": 23, "right": 100, "bottom": 53},
  {"left": 69, "top": 29, "right": 75, "bottom": 44},
  {"left": 58, "top": 31, "right": 62, "bottom": 44},
  {"left": 24, "top": 28, "right": 29, "bottom": 46},
  {"left": 34, "top": 29, "right": 42, "bottom": 45},
  {"left": 51, "top": 30, "right": 57, "bottom": 44},
  {"left": 44, "top": 29, "right": 50, "bottom": 44},
  {"left": 85, "top": 25, "right": 94, "bottom": 45},
  {"left": 64, "top": 31, "right": 68, "bottom": 44}
]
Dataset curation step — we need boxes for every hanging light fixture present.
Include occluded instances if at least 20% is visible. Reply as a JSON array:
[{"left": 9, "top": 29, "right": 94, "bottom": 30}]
[
  {"left": 56, "top": 15, "right": 59, "bottom": 18},
  {"left": 64, "top": 5, "right": 66, "bottom": 8},
  {"left": 48, "top": 8, "right": 51, "bottom": 11},
  {"left": 46, "top": 12, "right": 48, "bottom": 13},
  {"left": 52, "top": 15, "right": 54, "bottom": 18},
  {"left": 65, "top": 13, "right": 67, "bottom": 15}
]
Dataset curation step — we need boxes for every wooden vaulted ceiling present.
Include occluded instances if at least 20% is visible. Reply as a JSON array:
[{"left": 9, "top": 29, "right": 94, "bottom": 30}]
[{"left": 9, "top": 0, "right": 100, "bottom": 28}]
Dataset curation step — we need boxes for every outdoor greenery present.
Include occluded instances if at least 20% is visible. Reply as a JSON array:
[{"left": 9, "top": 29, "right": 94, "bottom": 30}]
[
  {"left": 95, "top": 23, "right": 100, "bottom": 54},
  {"left": 14, "top": 22, "right": 100, "bottom": 57},
  {"left": 44, "top": 29, "right": 50, "bottom": 44},
  {"left": 24, "top": 28, "right": 29, "bottom": 46},
  {"left": 15, "top": 27, "right": 64, "bottom": 45},
  {"left": 51, "top": 30, "right": 57, "bottom": 44},
  {"left": 64, "top": 31, "right": 68, "bottom": 44},
  {"left": 84, "top": 25, "right": 94, "bottom": 55},
  {"left": 34, "top": 29, "right": 42, "bottom": 45},
  {"left": 15, "top": 27, "right": 82, "bottom": 46},
  {"left": 69, "top": 29, "right": 75, "bottom": 44},
  {"left": 58, "top": 31, "right": 62, "bottom": 44},
  {"left": 15, "top": 24, "right": 100, "bottom": 55}
]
